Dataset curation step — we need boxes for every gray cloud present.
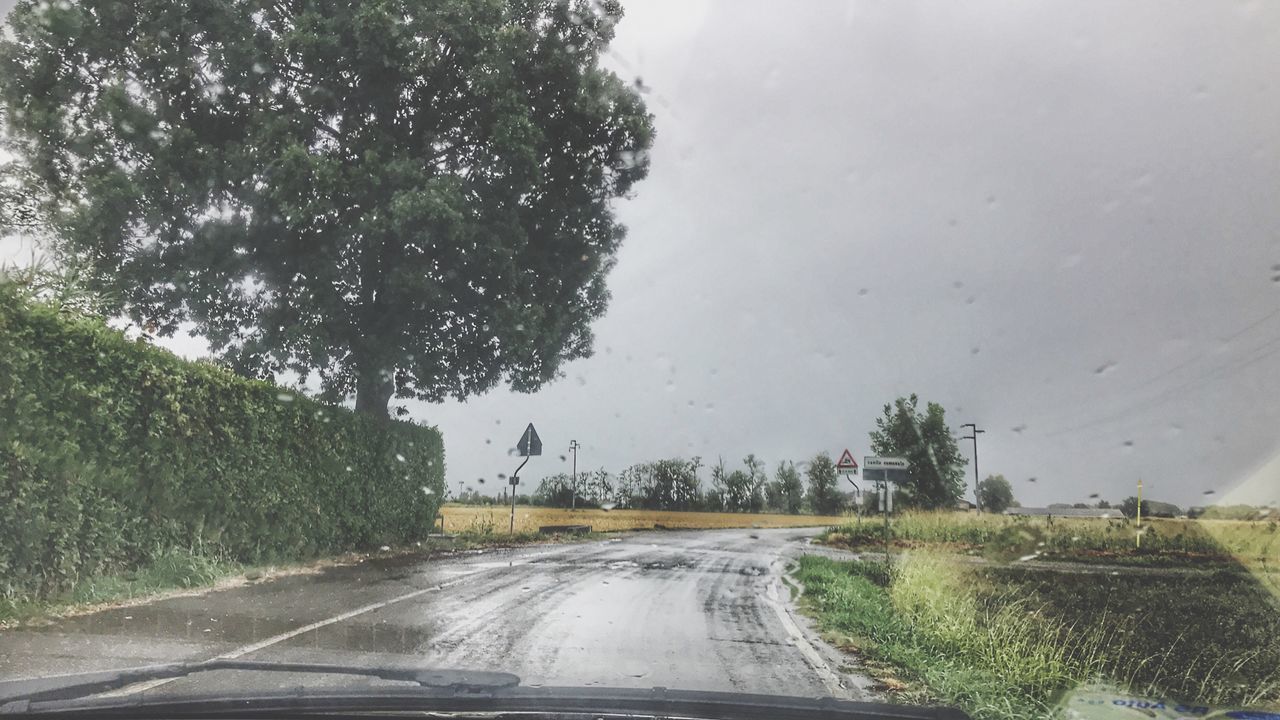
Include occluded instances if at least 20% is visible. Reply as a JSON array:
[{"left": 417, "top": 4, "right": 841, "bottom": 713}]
[
  {"left": 424, "top": 0, "right": 1280, "bottom": 508},
  {"left": 4, "top": 0, "right": 1277, "bottom": 508}
]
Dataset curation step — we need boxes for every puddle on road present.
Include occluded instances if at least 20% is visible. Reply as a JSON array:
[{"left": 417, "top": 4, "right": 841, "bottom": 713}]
[{"left": 14, "top": 556, "right": 449, "bottom": 651}]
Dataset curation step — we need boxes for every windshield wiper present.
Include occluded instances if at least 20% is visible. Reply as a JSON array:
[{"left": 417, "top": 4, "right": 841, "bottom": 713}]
[
  {"left": 0, "top": 660, "right": 969, "bottom": 720},
  {"left": 0, "top": 659, "right": 518, "bottom": 707}
]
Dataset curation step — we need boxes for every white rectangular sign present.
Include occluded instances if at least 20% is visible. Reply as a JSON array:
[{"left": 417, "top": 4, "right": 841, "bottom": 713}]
[{"left": 864, "top": 456, "right": 910, "bottom": 470}]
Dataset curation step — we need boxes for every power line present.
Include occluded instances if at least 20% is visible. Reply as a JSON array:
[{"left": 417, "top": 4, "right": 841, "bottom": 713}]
[
  {"left": 1024, "top": 305, "right": 1280, "bottom": 431},
  {"left": 1044, "top": 330, "right": 1280, "bottom": 438}
]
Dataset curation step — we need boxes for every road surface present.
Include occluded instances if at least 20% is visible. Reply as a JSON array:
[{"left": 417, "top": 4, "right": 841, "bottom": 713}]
[{"left": 0, "top": 528, "right": 875, "bottom": 700}]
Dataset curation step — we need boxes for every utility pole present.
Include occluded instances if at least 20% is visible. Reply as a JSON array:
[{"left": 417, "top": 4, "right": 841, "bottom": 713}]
[
  {"left": 1136, "top": 478, "right": 1143, "bottom": 549},
  {"left": 960, "top": 423, "right": 985, "bottom": 511},
  {"left": 456, "top": 481, "right": 464, "bottom": 502},
  {"left": 569, "top": 440, "right": 580, "bottom": 511}
]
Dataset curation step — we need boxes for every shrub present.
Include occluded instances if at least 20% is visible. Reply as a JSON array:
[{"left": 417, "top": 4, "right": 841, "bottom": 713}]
[{"left": 0, "top": 286, "right": 445, "bottom": 600}]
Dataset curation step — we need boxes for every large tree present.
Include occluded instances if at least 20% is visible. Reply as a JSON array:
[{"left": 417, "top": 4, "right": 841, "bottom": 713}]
[
  {"left": 768, "top": 460, "right": 804, "bottom": 515},
  {"left": 868, "top": 394, "right": 967, "bottom": 509},
  {"left": 0, "top": 0, "right": 654, "bottom": 416},
  {"left": 976, "top": 474, "right": 1014, "bottom": 514},
  {"left": 805, "top": 452, "right": 841, "bottom": 515}
]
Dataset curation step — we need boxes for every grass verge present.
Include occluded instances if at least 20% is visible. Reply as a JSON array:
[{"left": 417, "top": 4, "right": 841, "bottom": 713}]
[
  {"left": 1, "top": 547, "right": 245, "bottom": 627},
  {"left": 793, "top": 553, "right": 1280, "bottom": 720}
]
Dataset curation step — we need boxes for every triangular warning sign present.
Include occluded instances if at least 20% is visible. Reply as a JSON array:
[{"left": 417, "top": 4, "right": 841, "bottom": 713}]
[{"left": 836, "top": 448, "right": 858, "bottom": 470}]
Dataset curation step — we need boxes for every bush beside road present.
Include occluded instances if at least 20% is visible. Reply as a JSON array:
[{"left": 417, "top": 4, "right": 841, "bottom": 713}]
[{"left": 0, "top": 287, "right": 446, "bottom": 607}]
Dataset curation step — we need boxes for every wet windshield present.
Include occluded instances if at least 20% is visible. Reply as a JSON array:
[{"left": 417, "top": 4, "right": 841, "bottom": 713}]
[{"left": 0, "top": 2, "right": 1277, "bottom": 719}]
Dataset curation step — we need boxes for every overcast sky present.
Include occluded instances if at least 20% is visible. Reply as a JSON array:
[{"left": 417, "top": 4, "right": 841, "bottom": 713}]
[{"left": 4, "top": 0, "right": 1279, "bottom": 508}]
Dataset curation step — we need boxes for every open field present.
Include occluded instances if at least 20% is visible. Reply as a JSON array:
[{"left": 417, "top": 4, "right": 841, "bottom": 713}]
[
  {"left": 823, "top": 511, "right": 1280, "bottom": 568},
  {"left": 439, "top": 504, "right": 848, "bottom": 535},
  {"left": 799, "top": 511, "right": 1280, "bottom": 719},
  {"left": 795, "top": 553, "right": 1280, "bottom": 720}
]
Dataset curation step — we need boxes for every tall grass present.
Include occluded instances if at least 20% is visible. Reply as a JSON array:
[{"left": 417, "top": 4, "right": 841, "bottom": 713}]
[
  {"left": 795, "top": 552, "right": 1280, "bottom": 720},
  {"left": 888, "top": 554, "right": 1109, "bottom": 697},
  {"left": 1, "top": 546, "right": 242, "bottom": 625}
]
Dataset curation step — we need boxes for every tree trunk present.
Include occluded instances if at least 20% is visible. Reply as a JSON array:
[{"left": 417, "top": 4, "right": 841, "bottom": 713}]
[{"left": 354, "top": 368, "right": 394, "bottom": 419}]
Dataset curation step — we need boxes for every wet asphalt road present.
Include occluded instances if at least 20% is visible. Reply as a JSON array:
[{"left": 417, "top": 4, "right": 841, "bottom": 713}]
[{"left": 0, "top": 528, "right": 873, "bottom": 700}]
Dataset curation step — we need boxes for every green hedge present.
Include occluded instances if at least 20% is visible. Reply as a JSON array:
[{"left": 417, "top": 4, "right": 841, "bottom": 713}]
[{"left": 0, "top": 286, "right": 445, "bottom": 600}]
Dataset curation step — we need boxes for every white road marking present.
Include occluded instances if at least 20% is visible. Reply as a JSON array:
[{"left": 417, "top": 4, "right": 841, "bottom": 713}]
[{"left": 98, "top": 552, "right": 558, "bottom": 698}]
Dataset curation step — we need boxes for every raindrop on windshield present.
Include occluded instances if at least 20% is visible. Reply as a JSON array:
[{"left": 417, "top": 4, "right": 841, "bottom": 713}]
[
  {"left": 395, "top": 453, "right": 406, "bottom": 462},
  {"left": 276, "top": 393, "right": 293, "bottom": 402}
]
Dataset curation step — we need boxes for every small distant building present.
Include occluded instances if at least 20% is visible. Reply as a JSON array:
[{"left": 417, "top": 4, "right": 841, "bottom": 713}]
[
  {"left": 954, "top": 500, "right": 977, "bottom": 512},
  {"left": 1004, "top": 507, "right": 1120, "bottom": 519}
]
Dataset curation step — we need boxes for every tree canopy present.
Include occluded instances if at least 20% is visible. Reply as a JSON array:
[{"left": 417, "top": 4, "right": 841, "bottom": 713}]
[
  {"left": 977, "top": 474, "right": 1014, "bottom": 514},
  {"left": 868, "top": 394, "right": 967, "bottom": 509},
  {"left": 0, "top": 0, "right": 654, "bottom": 416},
  {"left": 768, "top": 460, "right": 804, "bottom": 515},
  {"left": 805, "top": 452, "right": 841, "bottom": 515},
  {"left": 616, "top": 458, "right": 702, "bottom": 511}
]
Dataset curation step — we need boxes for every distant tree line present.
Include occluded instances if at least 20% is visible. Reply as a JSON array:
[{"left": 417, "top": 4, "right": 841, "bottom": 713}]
[
  {"left": 453, "top": 393, "right": 986, "bottom": 515},
  {"left": 449, "top": 452, "right": 853, "bottom": 515}
]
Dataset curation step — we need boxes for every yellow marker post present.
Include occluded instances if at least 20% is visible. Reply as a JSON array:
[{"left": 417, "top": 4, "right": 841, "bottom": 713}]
[{"left": 1136, "top": 478, "right": 1143, "bottom": 549}]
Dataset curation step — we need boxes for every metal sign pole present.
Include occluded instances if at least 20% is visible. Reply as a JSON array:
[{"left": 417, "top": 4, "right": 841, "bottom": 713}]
[
  {"left": 864, "top": 457, "right": 908, "bottom": 569},
  {"left": 882, "top": 477, "right": 890, "bottom": 567},
  {"left": 845, "top": 474, "right": 861, "bottom": 527},
  {"left": 510, "top": 456, "right": 530, "bottom": 534},
  {"left": 508, "top": 423, "right": 542, "bottom": 535}
]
